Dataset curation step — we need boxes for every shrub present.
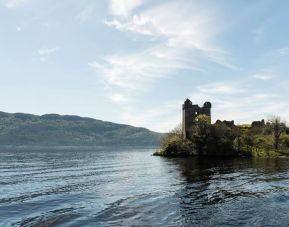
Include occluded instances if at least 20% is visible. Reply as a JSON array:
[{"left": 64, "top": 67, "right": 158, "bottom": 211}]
[
  {"left": 281, "top": 134, "right": 289, "bottom": 148},
  {"left": 157, "top": 133, "right": 196, "bottom": 156}
]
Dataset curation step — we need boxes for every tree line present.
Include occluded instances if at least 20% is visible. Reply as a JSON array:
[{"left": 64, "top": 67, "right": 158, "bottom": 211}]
[{"left": 156, "top": 115, "right": 289, "bottom": 157}]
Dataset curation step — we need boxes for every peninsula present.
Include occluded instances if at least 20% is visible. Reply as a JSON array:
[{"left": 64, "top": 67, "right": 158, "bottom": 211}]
[{"left": 155, "top": 99, "right": 289, "bottom": 157}]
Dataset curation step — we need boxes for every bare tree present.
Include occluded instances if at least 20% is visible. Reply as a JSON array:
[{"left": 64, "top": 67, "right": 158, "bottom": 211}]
[
  {"left": 267, "top": 116, "right": 286, "bottom": 150},
  {"left": 170, "top": 123, "right": 182, "bottom": 135}
]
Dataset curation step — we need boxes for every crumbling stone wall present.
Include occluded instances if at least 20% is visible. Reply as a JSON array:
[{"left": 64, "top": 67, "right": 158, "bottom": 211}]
[{"left": 182, "top": 99, "right": 212, "bottom": 139}]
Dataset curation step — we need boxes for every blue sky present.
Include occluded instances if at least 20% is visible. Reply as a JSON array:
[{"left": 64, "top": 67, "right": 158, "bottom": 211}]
[{"left": 1, "top": 0, "right": 289, "bottom": 132}]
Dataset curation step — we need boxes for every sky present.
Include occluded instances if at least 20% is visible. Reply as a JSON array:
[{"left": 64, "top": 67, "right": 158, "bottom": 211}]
[{"left": 1, "top": 0, "right": 289, "bottom": 132}]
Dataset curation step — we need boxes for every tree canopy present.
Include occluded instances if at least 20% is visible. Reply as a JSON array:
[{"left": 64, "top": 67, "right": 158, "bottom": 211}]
[{"left": 157, "top": 115, "right": 289, "bottom": 157}]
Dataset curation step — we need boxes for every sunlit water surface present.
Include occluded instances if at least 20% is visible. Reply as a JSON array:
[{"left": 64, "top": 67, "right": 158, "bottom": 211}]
[{"left": 1, "top": 147, "right": 289, "bottom": 226}]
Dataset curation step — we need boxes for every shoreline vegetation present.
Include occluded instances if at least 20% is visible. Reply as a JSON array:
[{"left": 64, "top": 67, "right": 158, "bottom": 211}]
[{"left": 154, "top": 115, "right": 289, "bottom": 158}]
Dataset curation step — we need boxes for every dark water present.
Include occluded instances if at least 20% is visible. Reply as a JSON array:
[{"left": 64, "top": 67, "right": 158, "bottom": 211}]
[{"left": 1, "top": 147, "right": 289, "bottom": 226}]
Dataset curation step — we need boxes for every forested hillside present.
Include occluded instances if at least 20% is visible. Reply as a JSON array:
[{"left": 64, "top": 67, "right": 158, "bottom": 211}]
[{"left": 0, "top": 112, "right": 163, "bottom": 146}]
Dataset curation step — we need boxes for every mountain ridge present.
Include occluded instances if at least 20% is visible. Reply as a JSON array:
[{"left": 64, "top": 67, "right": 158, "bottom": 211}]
[{"left": 0, "top": 111, "right": 163, "bottom": 146}]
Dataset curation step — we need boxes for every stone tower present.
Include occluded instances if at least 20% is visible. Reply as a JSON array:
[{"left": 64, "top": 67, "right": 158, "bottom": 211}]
[{"left": 182, "top": 99, "right": 212, "bottom": 139}]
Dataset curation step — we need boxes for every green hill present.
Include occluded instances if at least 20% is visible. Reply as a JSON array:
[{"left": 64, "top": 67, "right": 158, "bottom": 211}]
[{"left": 0, "top": 111, "right": 163, "bottom": 146}]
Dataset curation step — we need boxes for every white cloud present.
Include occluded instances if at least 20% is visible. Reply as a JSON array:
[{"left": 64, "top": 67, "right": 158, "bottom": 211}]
[
  {"left": 109, "top": 0, "right": 143, "bottom": 17},
  {"left": 90, "top": 0, "right": 239, "bottom": 132},
  {"left": 189, "top": 81, "right": 289, "bottom": 125},
  {"left": 198, "top": 82, "right": 246, "bottom": 95},
  {"left": 105, "top": 0, "right": 236, "bottom": 69},
  {"left": 37, "top": 47, "right": 59, "bottom": 62},
  {"left": 278, "top": 47, "right": 289, "bottom": 56},
  {"left": 254, "top": 74, "right": 273, "bottom": 81},
  {"left": 107, "top": 1, "right": 217, "bottom": 49},
  {"left": 253, "top": 69, "right": 275, "bottom": 81},
  {"left": 97, "top": 1, "right": 236, "bottom": 93},
  {"left": 104, "top": 15, "right": 159, "bottom": 36},
  {"left": 266, "top": 47, "right": 289, "bottom": 59},
  {"left": 110, "top": 93, "right": 127, "bottom": 103},
  {"left": 89, "top": 46, "right": 196, "bottom": 91},
  {"left": 252, "top": 93, "right": 279, "bottom": 99},
  {"left": 76, "top": 6, "right": 96, "bottom": 23},
  {"left": 4, "top": 0, "right": 26, "bottom": 8},
  {"left": 37, "top": 47, "right": 59, "bottom": 56},
  {"left": 120, "top": 100, "right": 182, "bottom": 132},
  {"left": 121, "top": 84, "right": 289, "bottom": 131}
]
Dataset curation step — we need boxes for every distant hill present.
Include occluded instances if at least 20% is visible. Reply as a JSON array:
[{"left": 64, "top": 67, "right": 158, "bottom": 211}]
[{"left": 0, "top": 111, "right": 163, "bottom": 146}]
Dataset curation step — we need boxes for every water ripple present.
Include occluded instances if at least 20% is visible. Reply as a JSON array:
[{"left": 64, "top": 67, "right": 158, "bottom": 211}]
[{"left": 2, "top": 148, "right": 289, "bottom": 226}]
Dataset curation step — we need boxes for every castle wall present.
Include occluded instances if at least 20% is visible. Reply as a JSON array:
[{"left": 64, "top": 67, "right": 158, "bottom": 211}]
[{"left": 182, "top": 99, "right": 211, "bottom": 139}]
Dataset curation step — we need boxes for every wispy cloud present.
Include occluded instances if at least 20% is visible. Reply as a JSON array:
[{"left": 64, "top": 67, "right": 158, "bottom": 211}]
[
  {"left": 266, "top": 46, "right": 289, "bottom": 58},
  {"left": 87, "top": 0, "right": 240, "bottom": 131},
  {"left": 253, "top": 69, "right": 275, "bottom": 81},
  {"left": 120, "top": 100, "right": 182, "bottom": 132},
  {"left": 189, "top": 80, "right": 288, "bottom": 125},
  {"left": 76, "top": 6, "right": 96, "bottom": 23},
  {"left": 94, "top": 1, "right": 236, "bottom": 93},
  {"left": 37, "top": 47, "right": 59, "bottom": 56},
  {"left": 4, "top": 0, "right": 26, "bottom": 8},
  {"left": 110, "top": 93, "right": 127, "bottom": 103},
  {"left": 89, "top": 46, "right": 197, "bottom": 91},
  {"left": 109, "top": 0, "right": 143, "bottom": 17},
  {"left": 198, "top": 82, "right": 246, "bottom": 95},
  {"left": 277, "top": 47, "right": 289, "bottom": 56},
  {"left": 106, "top": 1, "right": 223, "bottom": 52},
  {"left": 109, "top": 76, "right": 285, "bottom": 132},
  {"left": 37, "top": 47, "right": 59, "bottom": 62},
  {"left": 254, "top": 74, "right": 273, "bottom": 81}
]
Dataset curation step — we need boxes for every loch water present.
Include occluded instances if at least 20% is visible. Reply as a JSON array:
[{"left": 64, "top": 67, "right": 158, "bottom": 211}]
[{"left": 1, "top": 147, "right": 289, "bottom": 226}]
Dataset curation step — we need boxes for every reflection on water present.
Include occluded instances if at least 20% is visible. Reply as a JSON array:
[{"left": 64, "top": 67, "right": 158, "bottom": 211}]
[{"left": 1, "top": 147, "right": 289, "bottom": 226}]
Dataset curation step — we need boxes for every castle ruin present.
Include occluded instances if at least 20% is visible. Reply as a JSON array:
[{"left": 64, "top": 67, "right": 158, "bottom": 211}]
[{"left": 182, "top": 99, "right": 212, "bottom": 139}]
